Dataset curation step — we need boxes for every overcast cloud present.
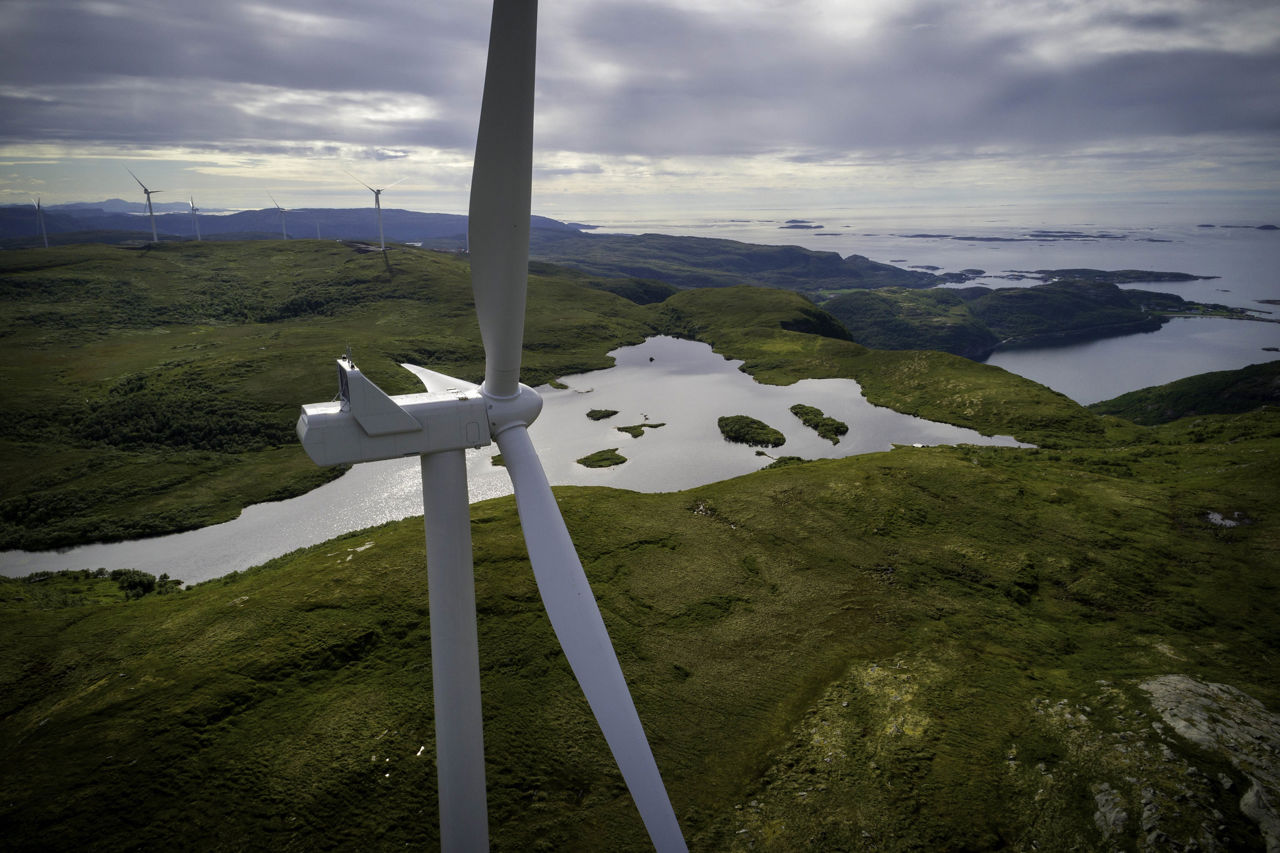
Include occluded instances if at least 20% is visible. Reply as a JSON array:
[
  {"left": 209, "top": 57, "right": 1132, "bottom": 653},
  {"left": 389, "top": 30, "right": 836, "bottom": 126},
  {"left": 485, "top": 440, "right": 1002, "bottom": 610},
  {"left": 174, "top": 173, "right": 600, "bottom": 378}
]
[{"left": 1, "top": 0, "right": 1277, "bottom": 216}]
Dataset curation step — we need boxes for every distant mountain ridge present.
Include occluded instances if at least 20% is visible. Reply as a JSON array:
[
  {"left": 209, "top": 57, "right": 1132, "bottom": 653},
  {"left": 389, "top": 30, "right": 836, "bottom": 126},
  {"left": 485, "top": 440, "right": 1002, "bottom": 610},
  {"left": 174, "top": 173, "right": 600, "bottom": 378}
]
[
  {"left": 1, "top": 203, "right": 942, "bottom": 292},
  {"left": 527, "top": 229, "right": 937, "bottom": 292},
  {"left": 48, "top": 198, "right": 201, "bottom": 214},
  {"left": 0, "top": 203, "right": 578, "bottom": 245}
]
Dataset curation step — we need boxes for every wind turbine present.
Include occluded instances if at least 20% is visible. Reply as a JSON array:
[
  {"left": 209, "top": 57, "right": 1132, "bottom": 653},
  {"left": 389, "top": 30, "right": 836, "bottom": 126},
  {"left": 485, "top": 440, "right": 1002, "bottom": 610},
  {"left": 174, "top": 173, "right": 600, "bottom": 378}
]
[
  {"left": 345, "top": 170, "right": 405, "bottom": 251},
  {"left": 127, "top": 168, "right": 161, "bottom": 242},
  {"left": 189, "top": 196, "right": 202, "bottom": 241},
  {"left": 32, "top": 197, "right": 48, "bottom": 248},
  {"left": 296, "top": 3, "right": 686, "bottom": 851},
  {"left": 267, "top": 193, "right": 288, "bottom": 239}
]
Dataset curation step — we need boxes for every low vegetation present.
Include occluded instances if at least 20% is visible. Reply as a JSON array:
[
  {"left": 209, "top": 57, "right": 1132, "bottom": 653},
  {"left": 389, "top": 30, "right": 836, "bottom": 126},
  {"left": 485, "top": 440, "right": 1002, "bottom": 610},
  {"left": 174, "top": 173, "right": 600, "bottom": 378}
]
[
  {"left": 717, "top": 415, "right": 786, "bottom": 448},
  {"left": 2, "top": 401, "right": 1276, "bottom": 850},
  {"left": 1088, "top": 359, "right": 1280, "bottom": 424},
  {"left": 529, "top": 230, "right": 936, "bottom": 293},
  {"left": 616, "top": 422, "right": 665, "bottom": 438},
  {"left": 788, "top": 403, "right": 848, "bottom": 443},
  {"left": 586, "top": 408, "right": 619, "bottom": 421},
  {"left": 576, "top": 448, "right": 627, "bottom": 468},
  {"left": 820, "top": 280, "right": 1265, "bottom": 359},
  {"left": 0, "top": 242, "right": 655, "bottom": 550},
  {"left": 4, "top": 240, "right": 1280, "bottom": 849},
  {"left": 2, "top": 244, "right": 1123, "bottom": 551}
]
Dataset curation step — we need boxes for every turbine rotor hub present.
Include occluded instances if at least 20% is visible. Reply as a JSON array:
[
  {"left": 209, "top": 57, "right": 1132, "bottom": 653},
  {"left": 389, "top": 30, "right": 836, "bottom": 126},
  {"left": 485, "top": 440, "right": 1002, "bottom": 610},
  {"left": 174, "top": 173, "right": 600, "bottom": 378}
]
[{"left": 481, "top": 382, "right": 543, "bottom": 437}]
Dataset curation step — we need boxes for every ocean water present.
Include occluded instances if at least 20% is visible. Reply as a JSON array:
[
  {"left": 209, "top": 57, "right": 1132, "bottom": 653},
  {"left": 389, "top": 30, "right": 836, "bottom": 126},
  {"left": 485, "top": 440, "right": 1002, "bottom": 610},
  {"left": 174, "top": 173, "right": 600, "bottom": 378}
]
[{"left": 585, "top": 206, "right": 1280, "bottom": 402}]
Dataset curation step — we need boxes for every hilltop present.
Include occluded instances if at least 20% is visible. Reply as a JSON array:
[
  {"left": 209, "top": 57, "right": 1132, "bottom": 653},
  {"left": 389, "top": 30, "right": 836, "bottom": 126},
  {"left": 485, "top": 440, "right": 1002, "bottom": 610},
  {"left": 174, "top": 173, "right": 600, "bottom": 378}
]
[
  {"left": 821, "top": 279, "right": 1265, "bottom": 360},
  {"left": 0, "top": 241, "right": 1088, "bottom": 551},
  {"left": 1, "top": 239, "right": 1278, "bottom": 850},
  {"left": 0, "top": 203, "right": 577, "bottom": 247},
  {"left": 1089, "top": 359, "right": 1280, "bottom": 424},
  {"left": 1, "top": 396, "right": 1276, "bottom": 851}
]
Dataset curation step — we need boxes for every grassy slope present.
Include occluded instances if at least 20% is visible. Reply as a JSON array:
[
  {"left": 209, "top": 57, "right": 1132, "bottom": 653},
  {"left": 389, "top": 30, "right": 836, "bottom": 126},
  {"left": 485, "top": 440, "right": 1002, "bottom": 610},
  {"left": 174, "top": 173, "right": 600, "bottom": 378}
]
[
  {"left": 3, "top": 248, "right": 1105, "bottom": 551},
  {"left": 3, "top": 244, "right": 1279, "bottom": 849},
  {"left": 0, "top": 242, "right": 655, "bottom": 550},
  {"left": 1088, "top": 359, "right": 1280, "bottom": 424},
  {"left": 655, "top": 286, "right": 1104, "bottom": 446},
  {"left": 1, "top": 408, "right": 1275, "bottom": 851},
  {"left": 529, "top": 230, "right": 936, "bottom": 293},
  {"left": 820, "top": 287, "right": 1000, "bottom": 359},
  {"left": 819, "top": 280, "right": 1222, "bottom": 359}
]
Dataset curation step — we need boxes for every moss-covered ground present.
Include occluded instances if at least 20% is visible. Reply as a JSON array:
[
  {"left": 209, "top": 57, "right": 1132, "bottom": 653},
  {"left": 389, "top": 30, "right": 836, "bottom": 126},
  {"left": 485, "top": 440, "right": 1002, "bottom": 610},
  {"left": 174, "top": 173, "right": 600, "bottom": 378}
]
[
  {"left": 2, "top": 247, "right": 1104, "bottom": 551},
  {"left": 3, "top": 242, "right": 1278, "bottom": 850},
  {"left": 2, "top": 405, "right": 1276, "bottom": 850},
  {"left": 0, "top": 242, "right": 654, "bottom": 549}
]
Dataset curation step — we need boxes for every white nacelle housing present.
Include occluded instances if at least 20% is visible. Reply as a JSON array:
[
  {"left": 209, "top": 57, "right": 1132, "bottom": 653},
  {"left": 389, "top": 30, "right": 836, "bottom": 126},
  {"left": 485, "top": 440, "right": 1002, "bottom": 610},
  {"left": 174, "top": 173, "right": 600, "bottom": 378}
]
[{"left": 296, "top": 359, "right": 492, "bottom": 467}]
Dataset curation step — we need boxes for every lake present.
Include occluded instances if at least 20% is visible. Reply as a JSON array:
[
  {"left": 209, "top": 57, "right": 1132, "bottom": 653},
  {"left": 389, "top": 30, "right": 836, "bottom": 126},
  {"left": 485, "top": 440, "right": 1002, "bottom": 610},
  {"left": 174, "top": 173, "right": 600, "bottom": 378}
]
[
  {"left": 0, "top": 336, "right": 1026, "bottom": 585},
  {"left": 4, "top": 209, "right": 1275, "bottom": 582}
]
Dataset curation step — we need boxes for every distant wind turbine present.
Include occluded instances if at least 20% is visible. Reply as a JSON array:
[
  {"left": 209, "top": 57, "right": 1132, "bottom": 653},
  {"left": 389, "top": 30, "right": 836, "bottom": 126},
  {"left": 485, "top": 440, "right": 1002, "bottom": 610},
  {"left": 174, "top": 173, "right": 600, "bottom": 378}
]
[
  {"left": 32, "top": 197, "right": 48, "bottom": 248},
  {"left": 297, "top": 2, "right": 686, "bottom": 850},
  {"left": 267, "top": 193, "right": 288, "bottom": 240},
  {"left": 189, "top": 196, "right": 202, "bottom": 241},
  {"left": 127, "top": 168, "right": 161, "bottom": 242},
  {"left": 345, "top": 170, "right": 405, "bottom": 251}
]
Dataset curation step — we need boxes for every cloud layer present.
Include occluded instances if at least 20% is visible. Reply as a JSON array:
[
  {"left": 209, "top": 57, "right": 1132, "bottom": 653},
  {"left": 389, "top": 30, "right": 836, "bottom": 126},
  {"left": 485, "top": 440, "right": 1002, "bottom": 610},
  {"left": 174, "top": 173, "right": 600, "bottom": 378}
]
[{"left": 2, "top": 0, "right": 1278, "bottom": 211}]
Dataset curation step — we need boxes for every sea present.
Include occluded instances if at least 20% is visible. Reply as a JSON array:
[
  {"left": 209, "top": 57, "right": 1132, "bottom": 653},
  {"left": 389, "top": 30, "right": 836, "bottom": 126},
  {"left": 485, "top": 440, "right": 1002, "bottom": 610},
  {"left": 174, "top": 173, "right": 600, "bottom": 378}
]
[{"left": 579, "top": 202, "right": 1280, "bottom": 404}]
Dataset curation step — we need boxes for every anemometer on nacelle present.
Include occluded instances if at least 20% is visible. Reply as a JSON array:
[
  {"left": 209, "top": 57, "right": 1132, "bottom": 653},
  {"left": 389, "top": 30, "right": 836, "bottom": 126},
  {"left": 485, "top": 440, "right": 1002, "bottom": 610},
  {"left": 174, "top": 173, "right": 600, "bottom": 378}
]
[{"left": 296, "top": 356, "right": 491, "bottom": 467}]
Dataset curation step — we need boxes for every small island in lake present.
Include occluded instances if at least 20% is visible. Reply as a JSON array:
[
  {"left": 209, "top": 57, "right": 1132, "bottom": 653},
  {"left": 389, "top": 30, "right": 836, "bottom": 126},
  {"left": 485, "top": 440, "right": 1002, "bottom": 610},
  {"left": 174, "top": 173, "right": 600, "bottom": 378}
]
[
  {"left": 616, "top": 422, "right": 665, "bottom": 438},
  {"left": 718, "top": 415, "right": 786, "bottom": 448},
  {"left": 576, "top": 448, "right": 627, "bottom": 468},
  {"left": 789, "top": 404, "right": 848, "bottom": 444}
]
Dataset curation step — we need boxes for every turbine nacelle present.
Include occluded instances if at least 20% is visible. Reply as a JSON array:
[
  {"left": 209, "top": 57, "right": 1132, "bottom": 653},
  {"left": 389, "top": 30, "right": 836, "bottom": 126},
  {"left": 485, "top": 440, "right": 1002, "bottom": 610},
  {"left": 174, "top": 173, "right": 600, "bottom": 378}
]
[{"left": 297, "top": 357, "right": 492, "bottom": 467}]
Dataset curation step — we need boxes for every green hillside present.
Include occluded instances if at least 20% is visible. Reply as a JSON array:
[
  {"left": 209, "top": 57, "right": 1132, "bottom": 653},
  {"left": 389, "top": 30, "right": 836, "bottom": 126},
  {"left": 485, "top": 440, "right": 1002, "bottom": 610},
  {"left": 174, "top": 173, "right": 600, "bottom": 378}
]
[
  {"left": 1088, "top": 360, "right": 1280, "bottom": 424},
  {"left": 2, "top": 404, "right": 1276, "bottom": 850},
  {"left": 819, "top": 287, "right": 1000, "bottom": 358},
  {"left": 821, "top": 280, "right": 1261, "bottom": 359},
  {"left": 529, "top": 230, "right": 936, "bottom": 293},
  {"left": 2, "top": 241, "right": 1278, "bottom": 850},
  {"left": 0, "top": 242, "right": 655, "bottom": 550},
  {"left": 0, "top": 244, "right": 1092, "bottom": 551}
]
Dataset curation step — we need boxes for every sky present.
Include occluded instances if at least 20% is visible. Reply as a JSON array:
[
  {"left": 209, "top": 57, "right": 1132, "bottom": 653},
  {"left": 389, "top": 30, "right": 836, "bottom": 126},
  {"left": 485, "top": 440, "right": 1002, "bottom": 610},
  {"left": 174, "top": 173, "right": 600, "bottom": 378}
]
[{"left": 1, "top": 0, "right": 1279, "bottom": 223}]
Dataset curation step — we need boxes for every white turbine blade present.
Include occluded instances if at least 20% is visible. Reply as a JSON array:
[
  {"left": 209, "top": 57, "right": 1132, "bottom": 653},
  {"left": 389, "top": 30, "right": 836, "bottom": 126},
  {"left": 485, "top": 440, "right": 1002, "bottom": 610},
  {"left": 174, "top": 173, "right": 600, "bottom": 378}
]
[
  {"left": 468, "top": 0, "right": 537, "bottom": 400},
  {"left": 384, "top": 176, "right": 408, "bottom": 190},
  {"left": 344, "top": 169, "right": 375, "bottom": 193},
  {"left": 402, "top": 364, "right": 480, "bottom": 395},
  {"left": 422, "top": 449, "right": 489, "bottom": 852},
  {"left": 496, "top": 425, "right": 687, "bottom": 852},
  {"left": 127, "top": 168, "right": 148, "bottom": 192}
]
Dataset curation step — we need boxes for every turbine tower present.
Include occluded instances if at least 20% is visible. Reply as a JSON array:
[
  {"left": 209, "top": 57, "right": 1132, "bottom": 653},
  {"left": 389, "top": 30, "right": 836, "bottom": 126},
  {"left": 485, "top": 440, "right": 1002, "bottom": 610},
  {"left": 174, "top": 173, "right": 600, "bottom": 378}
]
[
  {"left": 32, "top": 197, "right": 48, "bottom": 248},
  {"left": 345, "top": 171, "right": 405, "bottom": 251},
  {"left": 127, "top": 168, "right": 161, "bottom": 242},
  {"left": 296, "top": 3, "right": 686, "bottom": 850},
  {"left": 268, "top": 193, "right": 288, "bottom": 239},
  {"left": 189, "top": 196, "right": 202, "bottom": 241}
]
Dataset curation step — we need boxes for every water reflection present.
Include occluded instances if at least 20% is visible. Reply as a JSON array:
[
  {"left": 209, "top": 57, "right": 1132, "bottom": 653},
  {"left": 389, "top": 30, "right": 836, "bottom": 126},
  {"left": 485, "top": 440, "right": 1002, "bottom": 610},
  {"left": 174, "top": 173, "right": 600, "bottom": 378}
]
[{"left": 0, "top": 336, "right": 1026, "bottom": 584}]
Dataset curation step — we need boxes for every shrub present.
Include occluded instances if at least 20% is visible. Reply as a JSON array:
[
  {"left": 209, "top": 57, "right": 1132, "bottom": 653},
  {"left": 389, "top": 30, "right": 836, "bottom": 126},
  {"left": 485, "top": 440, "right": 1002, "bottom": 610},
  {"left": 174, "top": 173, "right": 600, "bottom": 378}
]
[{"left": 110, "top": 568, "right": 156, "bottom": 600}]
